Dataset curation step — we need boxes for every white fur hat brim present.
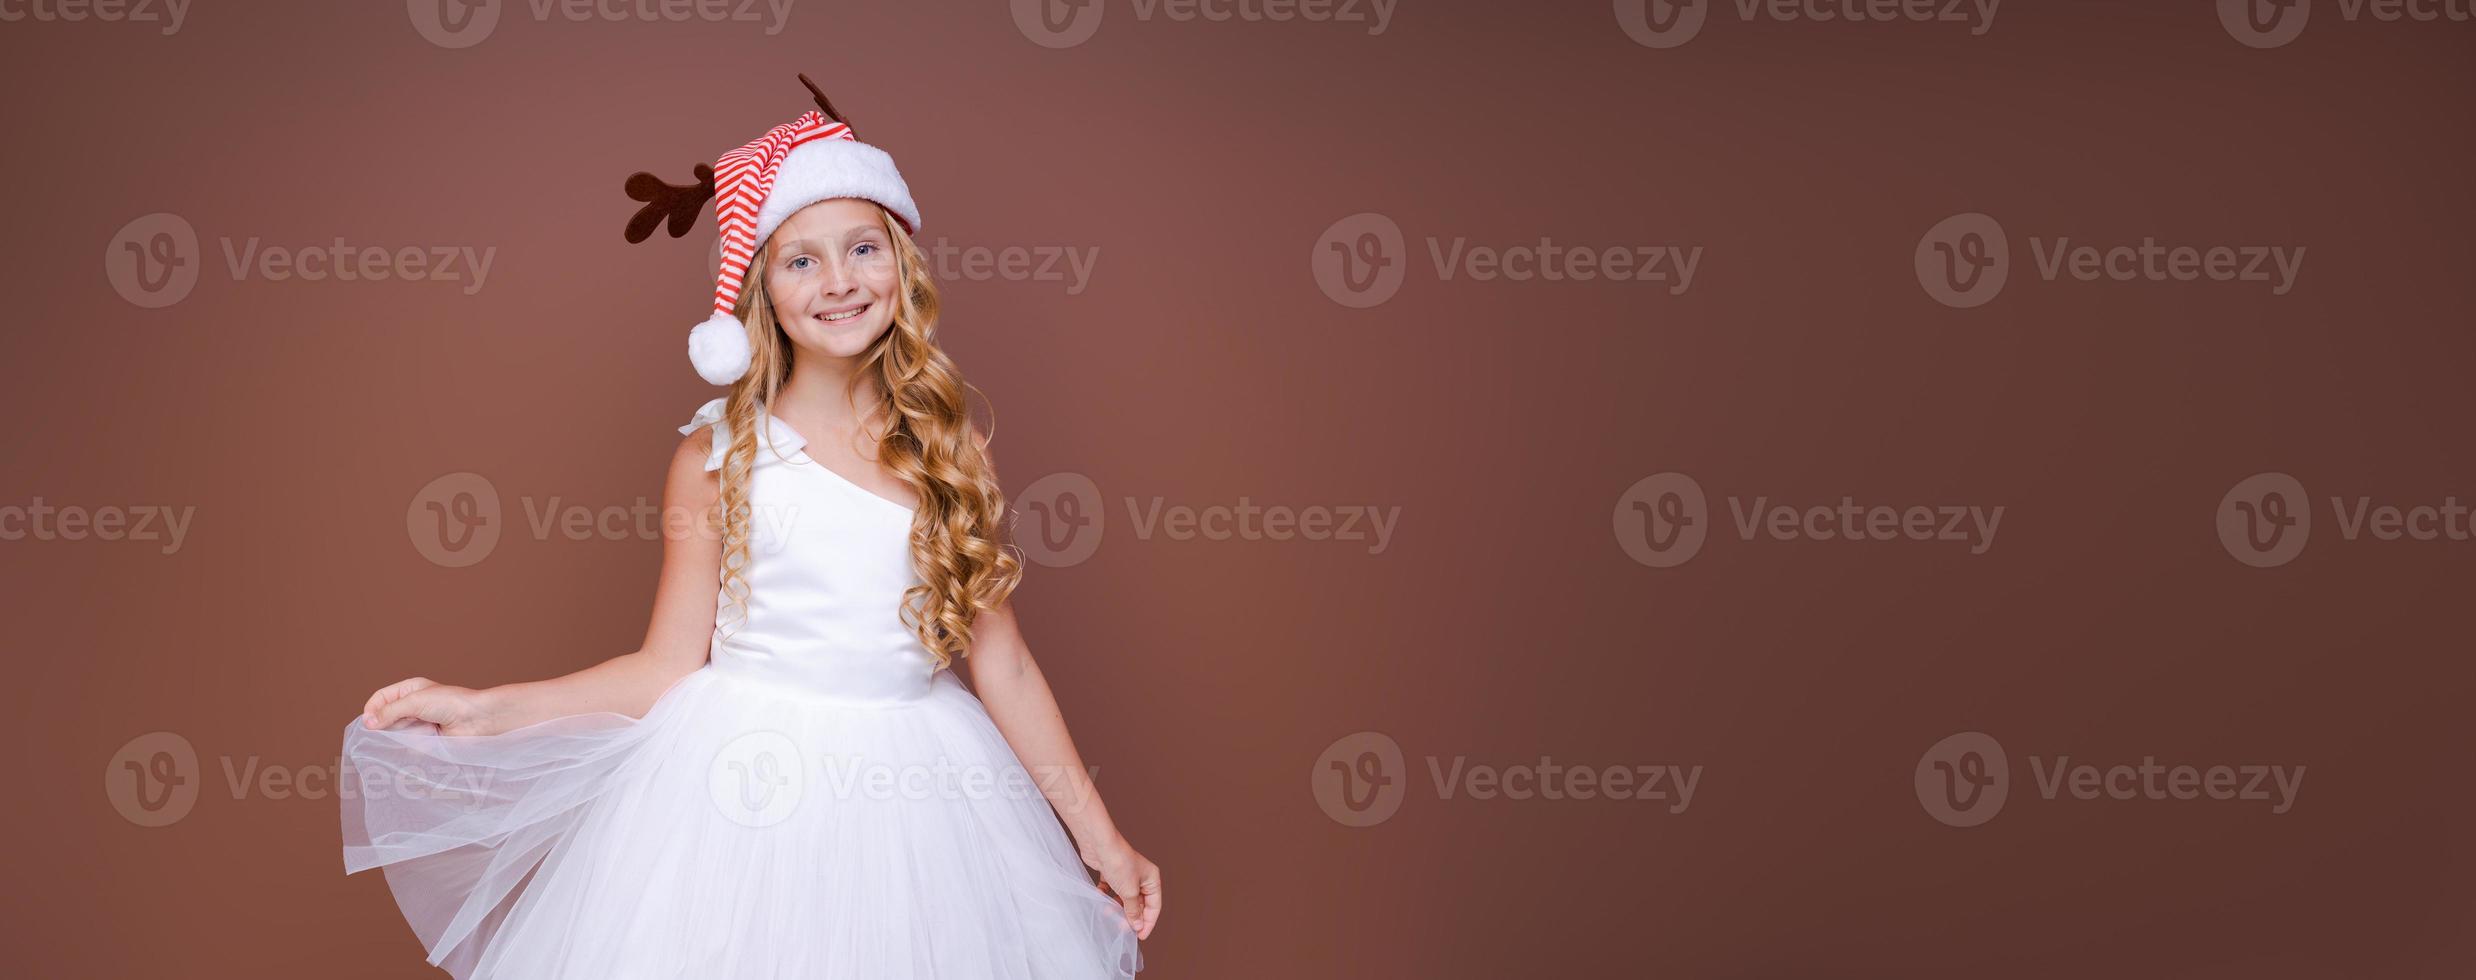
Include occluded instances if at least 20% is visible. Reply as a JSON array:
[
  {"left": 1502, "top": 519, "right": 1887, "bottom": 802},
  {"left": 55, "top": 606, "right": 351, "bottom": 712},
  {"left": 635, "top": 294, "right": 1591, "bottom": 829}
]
[{"left": 752, "top": 138, "right": 922, "bottom": 251}]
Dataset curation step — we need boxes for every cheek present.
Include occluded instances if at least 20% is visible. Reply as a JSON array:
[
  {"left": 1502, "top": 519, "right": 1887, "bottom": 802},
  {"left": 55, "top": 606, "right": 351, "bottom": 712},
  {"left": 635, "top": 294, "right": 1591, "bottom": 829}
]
[
  {"left": 765, "top": 273, "right": 805, "bottom": 309},
  {"left": 860, "top": 260, "right": 900, "bottom": 293}
]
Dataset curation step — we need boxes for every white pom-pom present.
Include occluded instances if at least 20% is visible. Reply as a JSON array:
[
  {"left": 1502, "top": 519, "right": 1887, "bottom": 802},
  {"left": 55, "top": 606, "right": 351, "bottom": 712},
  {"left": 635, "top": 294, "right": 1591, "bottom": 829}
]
[{"left": 687, "top": 311, "right": 751, "bottom": 385}]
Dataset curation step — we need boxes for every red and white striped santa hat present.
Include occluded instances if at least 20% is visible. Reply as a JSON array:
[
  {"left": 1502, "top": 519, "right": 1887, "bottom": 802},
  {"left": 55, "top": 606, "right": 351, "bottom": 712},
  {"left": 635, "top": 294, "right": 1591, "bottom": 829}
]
[{"left": 623, "top": 75, "right": 922, "bottom": 385}]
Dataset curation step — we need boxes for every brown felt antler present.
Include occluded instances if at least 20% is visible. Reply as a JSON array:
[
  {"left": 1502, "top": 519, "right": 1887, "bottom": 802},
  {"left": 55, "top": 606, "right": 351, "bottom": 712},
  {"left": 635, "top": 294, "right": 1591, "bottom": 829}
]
[
  {"left": 623, "top": 75, "right": 848, "bottom": 244},
  {"left": 798, "top": 73, "right": 847, "bottom": 126},
  {"left": 622, "top": 163, "right": 715, "bottom": 244}
]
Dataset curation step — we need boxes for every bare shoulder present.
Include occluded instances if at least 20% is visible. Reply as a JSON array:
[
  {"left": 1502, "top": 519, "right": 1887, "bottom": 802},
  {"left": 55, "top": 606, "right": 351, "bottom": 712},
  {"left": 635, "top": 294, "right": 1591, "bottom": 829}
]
[{"left": 667, "top": 428, "right": 720, "bottom": 503}]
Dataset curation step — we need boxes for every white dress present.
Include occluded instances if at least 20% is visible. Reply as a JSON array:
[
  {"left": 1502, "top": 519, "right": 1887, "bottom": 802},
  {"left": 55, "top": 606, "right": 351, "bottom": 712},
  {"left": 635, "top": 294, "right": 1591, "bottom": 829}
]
[{"left": 340, "top": 398, "right": 1143, "bottom": 980}]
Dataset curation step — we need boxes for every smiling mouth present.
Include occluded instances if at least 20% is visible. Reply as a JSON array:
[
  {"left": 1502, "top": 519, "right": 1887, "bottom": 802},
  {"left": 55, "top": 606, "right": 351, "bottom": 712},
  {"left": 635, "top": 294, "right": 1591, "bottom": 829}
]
[{"left": 819, "top": 303, "right": 869, "bottom": 322}]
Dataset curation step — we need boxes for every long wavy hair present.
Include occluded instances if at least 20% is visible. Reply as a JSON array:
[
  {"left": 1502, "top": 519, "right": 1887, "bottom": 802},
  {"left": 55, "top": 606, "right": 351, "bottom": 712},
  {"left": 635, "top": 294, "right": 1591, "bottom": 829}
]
[{"left": 706, "top": 202, "right": 1020, "bottom": 671}]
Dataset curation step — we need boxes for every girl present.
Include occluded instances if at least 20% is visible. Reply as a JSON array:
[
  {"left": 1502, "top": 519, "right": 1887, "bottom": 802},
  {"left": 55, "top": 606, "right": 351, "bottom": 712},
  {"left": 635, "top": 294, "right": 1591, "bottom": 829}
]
[{"left": 341, "top": 79, "right": 1158, "bottom": 979}]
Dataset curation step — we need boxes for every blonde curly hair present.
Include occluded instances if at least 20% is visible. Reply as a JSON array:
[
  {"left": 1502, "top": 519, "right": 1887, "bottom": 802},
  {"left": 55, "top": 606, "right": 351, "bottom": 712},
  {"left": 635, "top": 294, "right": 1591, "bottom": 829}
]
[{"left": 704, "top": 202, "right": 1020, "bottom": 671}]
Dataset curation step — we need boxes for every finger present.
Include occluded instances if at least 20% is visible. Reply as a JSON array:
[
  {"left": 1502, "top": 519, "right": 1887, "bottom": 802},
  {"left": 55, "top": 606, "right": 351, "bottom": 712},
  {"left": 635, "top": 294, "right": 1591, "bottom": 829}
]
[
  {"left": 1140, "top": 870, "right": 1162, "bottom": 937},
  {"left": 364, "top": 682, "right": 407, "bottom": 722},
  {"left": 372, "top": 689, "right": 429, "bottom": 729},
  {"left": 1107, "top": 870, "right": 1142, "bottom": 923}
]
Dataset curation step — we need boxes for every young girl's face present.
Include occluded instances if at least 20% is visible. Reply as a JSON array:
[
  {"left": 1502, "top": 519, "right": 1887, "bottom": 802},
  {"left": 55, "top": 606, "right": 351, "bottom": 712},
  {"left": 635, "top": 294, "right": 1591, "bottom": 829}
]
[{"left": 763, "top": 197, "right": 900, "bottom": 361}]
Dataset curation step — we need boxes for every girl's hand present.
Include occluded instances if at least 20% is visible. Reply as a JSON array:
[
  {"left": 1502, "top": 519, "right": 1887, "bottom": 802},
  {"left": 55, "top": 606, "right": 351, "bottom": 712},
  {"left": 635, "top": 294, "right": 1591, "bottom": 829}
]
[
  {"left": 361, "top": 677, "right": 498, "bottom": 736},
  {"left": 1081, "top": 836, "right": 1162, "bottom": 940}
]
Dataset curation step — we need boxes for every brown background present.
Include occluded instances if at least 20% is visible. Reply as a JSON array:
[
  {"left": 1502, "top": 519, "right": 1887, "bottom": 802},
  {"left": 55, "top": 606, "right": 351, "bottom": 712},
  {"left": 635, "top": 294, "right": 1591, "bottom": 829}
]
[{"left": 5, "top": 0, "right": 2472, "bottom": 976}]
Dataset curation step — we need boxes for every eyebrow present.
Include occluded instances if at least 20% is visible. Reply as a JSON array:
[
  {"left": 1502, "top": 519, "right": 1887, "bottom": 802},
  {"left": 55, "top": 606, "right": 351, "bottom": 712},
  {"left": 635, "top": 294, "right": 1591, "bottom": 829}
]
[{"left": 774, "top": 230, "right": 885, "bottom": 252}]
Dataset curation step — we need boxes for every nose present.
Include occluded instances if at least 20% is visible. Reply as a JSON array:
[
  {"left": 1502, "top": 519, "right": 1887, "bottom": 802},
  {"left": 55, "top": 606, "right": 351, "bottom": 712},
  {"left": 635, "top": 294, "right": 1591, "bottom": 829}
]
[{"left": 817, "top": 258, "right": 861, "bottom": 298}]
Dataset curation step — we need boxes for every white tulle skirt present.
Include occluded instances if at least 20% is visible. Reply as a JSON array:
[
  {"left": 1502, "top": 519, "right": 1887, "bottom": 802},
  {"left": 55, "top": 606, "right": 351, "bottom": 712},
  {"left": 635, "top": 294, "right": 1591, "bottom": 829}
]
[{"left": 339, "top": 666, "right": 1143, "bottom": 980}]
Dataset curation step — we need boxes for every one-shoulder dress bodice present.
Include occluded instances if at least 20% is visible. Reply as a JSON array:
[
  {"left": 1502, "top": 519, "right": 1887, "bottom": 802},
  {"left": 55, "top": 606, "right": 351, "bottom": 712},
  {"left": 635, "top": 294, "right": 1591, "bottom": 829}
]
[{"left": 678, "top": 397, "right": 937, "bottom": 704}]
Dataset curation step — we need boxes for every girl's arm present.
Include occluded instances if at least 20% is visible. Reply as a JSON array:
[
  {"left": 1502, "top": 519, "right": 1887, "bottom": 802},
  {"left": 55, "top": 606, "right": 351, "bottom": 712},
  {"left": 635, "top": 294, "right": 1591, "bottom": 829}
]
[
  {"left": 363, "top": 432, "right": 725, "bottom": 735},
  {"left": 964, "top": 599, "right": 1162, "bottom": 940}
]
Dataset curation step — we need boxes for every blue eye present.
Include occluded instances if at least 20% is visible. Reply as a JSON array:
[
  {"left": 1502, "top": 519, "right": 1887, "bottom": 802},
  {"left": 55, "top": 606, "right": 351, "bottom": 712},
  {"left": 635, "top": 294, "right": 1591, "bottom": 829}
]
[
  {"left": 788, "top": 255, "right": 815, "bottom": 270},
  {"left": 854, "top": 243, "right": 879, "bottom": 257}
]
